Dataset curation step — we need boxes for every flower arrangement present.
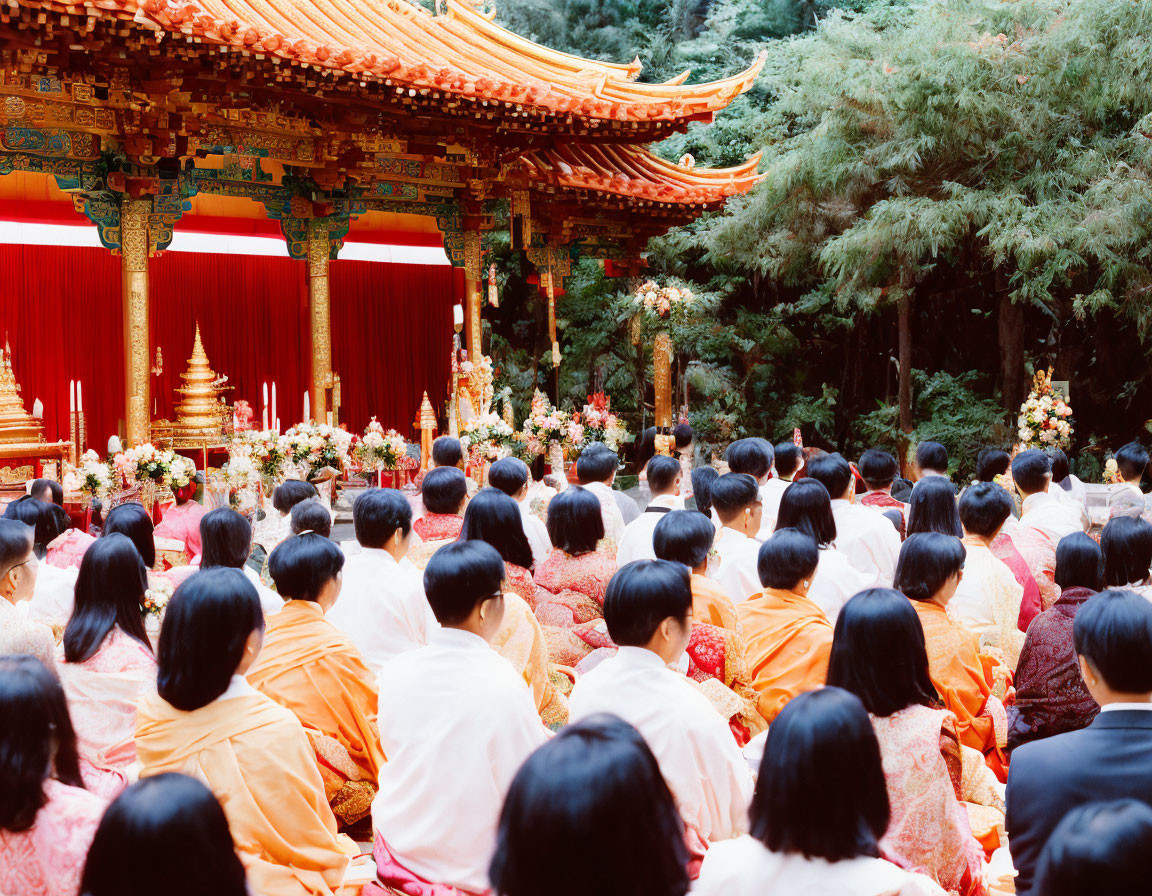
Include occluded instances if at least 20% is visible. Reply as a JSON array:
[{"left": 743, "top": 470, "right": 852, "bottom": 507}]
[
  {"left": 1016, "top": 368, "right": 1073, "bottom": 450},
  {"left": 632, "top": 280, "right": 695, "bottom": 320},
  {"left": 142, "top": 581, "right": 172, "bottom": 619},
  {"left": 280, "top": 422, "right": 353, "bottom": 478},
  {"left": 462, "top": 413, "right": 516, "bottom": 462},
  {"left": 520, "top": 390, "right": 570, "bottom": 457},
  {"left": 231, "top": 429, "right": 285, "bottom": 483},
  {"left": 112, "top": 443, "right": 186, "bottom": 488},
  {"left": 570, "top": 393, "right": 630, "bottom": 453},
  {"left": 354, "top": 417, "right": 408, "bottom": 471},
  {"left": 1104, "top": 458, "right": 1124, "bottom": 485},
  {"left": 63, "top": 449, "right": 113, "bottom": 498}
]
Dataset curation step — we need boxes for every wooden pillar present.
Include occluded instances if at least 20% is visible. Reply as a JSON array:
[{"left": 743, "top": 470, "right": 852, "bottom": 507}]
[
  {"left": 308, "top": 221, "right": 332, "bottom": 424},
  {"left": 464, "top": 228, "right": 482, "bottom": 363},
  {"left": 121, "top": 197, "right": 151, "bottom": 446}
]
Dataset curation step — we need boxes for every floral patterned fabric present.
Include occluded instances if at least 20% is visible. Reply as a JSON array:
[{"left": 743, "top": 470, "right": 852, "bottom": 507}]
[
  {"left": 861, "top": 490, "right": 910, "bottom": 538},
  {"left": 44, "top": 528, "right": 96, "bottom": 570},
  {"left": 412, "top": 513, "right": 463, "bottom": 543},
  {"left": 532, "top": 549, "right": 617, "bottom": 667},
  {"left": 989, "top": 533, "right": 1043, "bottom": 631}
]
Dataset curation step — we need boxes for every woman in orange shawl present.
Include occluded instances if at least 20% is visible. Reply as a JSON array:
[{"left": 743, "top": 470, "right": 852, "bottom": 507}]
[
  {"left": 895, "top": 533, "right": 1009, "bottom": 782},
  {"left": 247, "top": 532, "right": 386, "bottom": 826}
]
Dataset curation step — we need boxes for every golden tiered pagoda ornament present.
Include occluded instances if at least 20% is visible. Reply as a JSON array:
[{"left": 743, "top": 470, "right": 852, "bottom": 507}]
[
  {"left": 151, "top": 325, "right": 233, "bottom": 446},
  {"left": 0, "top": 339, "right": 43, "bottom": 444}
]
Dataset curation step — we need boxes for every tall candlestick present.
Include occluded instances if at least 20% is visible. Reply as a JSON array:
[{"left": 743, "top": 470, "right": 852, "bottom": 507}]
[{"left": 263, "top": 406, "right": 269, "bottom": 431}]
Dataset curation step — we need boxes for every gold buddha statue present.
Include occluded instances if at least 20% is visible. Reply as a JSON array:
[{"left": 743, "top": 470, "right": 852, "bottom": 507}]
[
  {"left": 0, "top": 340, "right": 44, "bottom": 444},
  {"left": 152, "top": 324, "right": 233, "bottom": 443}
]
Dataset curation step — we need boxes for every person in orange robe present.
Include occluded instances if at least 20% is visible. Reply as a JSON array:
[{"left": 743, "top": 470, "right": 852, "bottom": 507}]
[
  {"left": 737, "top": 528, "right": 834, "bottom": 725},
  {"left": 247, "top": 532, "right": 386, "bottom": 826},
  {"left": 135, "top": 568, "right": 352, "bottom": 896},
  {"left": 895, "top": 533, "right": 1009, "bottom": 782}
]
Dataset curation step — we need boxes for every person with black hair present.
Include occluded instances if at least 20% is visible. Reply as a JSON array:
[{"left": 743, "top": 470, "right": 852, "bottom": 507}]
[
  {"left": 654, "top": 509, "right": 735, "bottom": 629},
  {"left": 102, "top": 502, "right": 157, "bottom": 570},
  {"left": 1032, "top": 799, "right": 1152, "bottom": 896},
  {"left": 1107, "top": 440, "right": 1150, "bottom": 521},
  {"left": 0, "top": 655, "right": 106, "bottom": 896},
  {"left": 895, "top": 533, "right": 1008, "bottom": 781},
  {"left": 1007, "top": 590, "right": 1152, "bottom": 896},
  {"left": 1008, "top": 533, "right": 1102, "bottom": 750},
  {"left": 1046, "top": 447, "right": 1089, "bottom": 526},
  {"left": 254, "top": 479, "right": 319, "bottom": 555},
  {"left": 1013, "top": 448, "right": 1086, "bottom": 545},
  {"left": 906, "top": 476, "right": 963, "bottom": 538},
  {"left": 695, "top": 688, "right": 946, "bottom": 896},
  {"left": 858, "top": 448, "right": 911, "bottom": 536},
  {"left": 491, "top": 714, "right": 691, "bottom": 896},
  {"left": 976, "top": 448, "right": 1011, "bottom": 483},
  {"left": 723, "top": 438, "right": 776, "bottom": 535},
  {"left": 412, "top": 465, "right": 468, "bottom": 542},
  {"left": 135, "top": 568, "right": 350, "bottom": 896},
  {"left": 57, "top": 533, "right": 155, "bottom": 798},
  {"left": 430, "top": 434, "right": 465, "bottom": 471},
  {"left": 6, "top": 493, "right": 80, "bottom": 626},
  {"left": 80, "top": 773, "right": 248, "bottom": 896},
  {"left": 194, "top": 507, "right": 284, "bottom": 615},
  {"left": 30, "top": 477, "right": 63, "bottom": 506},
  {"left": 327, "top": 488, "right": 433, "bottom": 674},
  {"left": 616, "top": 454, "right": 683, "bottom": 565},
  {"left": 569, "top": 560, "right": 753, "bottom": 842},
  {"left": 575, "top": 443, "right": 631, "bottom": 540},
  {"left": 690, "top": 465, "right": 719, "bottom": 519},
  {"left": 827, "top": 590, "right": 988, "bottom": 895},
  {"left": 1100, "top": 515, "right": 1152, "bottom": 595},
  {"left": 248, "top": 532, "right": 385, "bottom": 826},
  {"left": 915, "top": 441, "right": 952, "bottom": 487},
  {"left": 0, "top": 517, "right": 55, "bottom": 670},
  {"left": 710, "top": 472, "right": 764, "bottom": 603},
  {"left": 289, "top": 498, "right": 333, "bottom": 538},
  {"left": 488, "top": 456, "right": 552, "bottom": 567},
  {"left": 372, "top": 541, "right": 547, "bottom": 893}
]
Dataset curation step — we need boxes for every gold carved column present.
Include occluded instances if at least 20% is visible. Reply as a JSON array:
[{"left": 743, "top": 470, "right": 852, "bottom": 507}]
[
  {"left": 464, "top": 228, "right": 482, "bottom": 363},
  {"left": 654, "top": 333, "right": 673, "bottom": 429},
  {"left": 308, "top": 221, "right": 332, "bottom": 424},
  {"left": 121, "top": 197, "right": 152, "bottom": 446}
]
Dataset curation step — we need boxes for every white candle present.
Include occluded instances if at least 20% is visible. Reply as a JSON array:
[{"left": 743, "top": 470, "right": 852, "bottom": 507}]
[
  {"left": 275, "top": 417, "right": 280, "bottom": 434},
  {"left": 76, "top": 381, "right": 83, "bottom": 415},
  {"left": 303, "top": 391, "right": 310, "bottom": 423},
  {"left": 271, "top": 383, "right": 277, "bottom": 431},
  {"left": 263, "top": 381, "right": 269, "bottom": 408},
  {"left": 263, "top": 406, "right": 269, "bottom": 431},
  {"left": 69, "top": 380, "right": 75, "bottom": 415}
]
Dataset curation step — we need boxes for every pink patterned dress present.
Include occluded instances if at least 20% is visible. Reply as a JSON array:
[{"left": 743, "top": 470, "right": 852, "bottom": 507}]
[
  {"left": 990, "top": 533, "right": 1042, "bottom": 630},
  {"left": 533, "top": 549, "right": 617, "bottom": 667},
  {"left": 153, "top": 499, "right": 207, "bottom": 560},
  {"left": 0, "top": 779, "right": 107, "bottom": 896}
]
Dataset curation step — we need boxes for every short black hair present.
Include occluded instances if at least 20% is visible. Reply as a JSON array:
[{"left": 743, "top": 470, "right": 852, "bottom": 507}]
[
  {"left": 353, "top": 488, "right": 412, "bottom": 548},
  {"left": 827, "top": 588, "right": 939, "bottom": 717},
  {"left": 2, "top": 495, "right": 63, "bottom": 557},
  {"left": 653, "top": 510, "right": 715, "bottom": 569},
  {"left": 199, "top": 508, "right": 252, "bottom": 570},
  {"left": 906, "top": 476, "right": 963, "bottom": 538},
  {"left": 603, "top": 560, "right": 692, "bottom": 646},
  {"left": 1056, "top": 532, "right": 1104, "bottom": 592},
  {"left": 858, "top": 449, "right": 898, "bottom": 489},
  {"left": 576, "top": 444, "right": 619, "bottom": 484},
  {"left": 488, "top": 457, "right": 530, "bottom": 497},
  {"left": 1011, "top": 449, "right": 1052, "bottom": 495},
  {"left": 915, "top": 441, "right": 948, "bottom": 473},
  {"left": 976, "top": 448, "right": 1012, "bottom": 483},
  {"left": 431, "top": 435, "right": 464, "bottom": 468},
  {"left": 490, "top": 715, "right": 690, "bottom": 896},
  {"left": 289, "top": 499, "right": 331, "bottom": 537},
  {"left": 894, "top": 532, "right": 966, "bottom": 602},
  {"left": 0, "top": 517, "right": 33, "bottom": 574},
  {"left": 1048, "top": 448, "right": 1071, "bottom": 484},
  {"left": 646, "top": 455, "right": 681, "bottom": 495},
  {"left": 31, "top": 478, "right": 63, "bottom": 505},
  {"left": 422, "top": 540, "right": 506, "bottom": 625},
  {"left": 103, "top": 502, "right": 156, "bottom": 569},
  {"left": 757, "top": 528, "right": 820, "bottom": 590},
  {"left": 1101, "top": 516, "right": 1152, "bottom": 588},
  {"left": 1115, "top": 441, "right": 1150, "bottom": 482},
  {"left": 64, "top": 533, "right": 151, "bottom": 664},
  {"left": 546, "top": 486, "right": 604, "bottom": 554},
  {"left": 1033, "top": 799, "right": 1152, "bottom": 896},
  {"left": 709, "top": 472, "right": 760, "bottom": 524},
  {"left": 774, "top": 443, "right": 804, "bottom": 479},
  {"left": 673, "top": 423, "right": 694, "bottom": 450},
  {"left": 157, "top": 568, "right": 265, "bottom": 712},
  {"left": 271, "top": 480, "right": 319, "bottom": 515},
  {"left": 460, "top": 488, "right": 534, "bottom": 571},
  {"left": 750, "top": 687, "right": 889, "bottom": 862},
  {"left": 958, "top": 482, "right": 1013, "bottom": 537},
  {"left": 806, "top": 453, "right": 853, "bottom": 500},
  {"left": 1073, "top": 589, "right": 1152, "bottom": 692},
  {"left": 725, "top": 438, "right": 774, "bottom": 480},
  {"left": 775, "top": 479, "right": 836, "bottom": 547},
  {"left": 422, "top": 466, "right": 468, "bottom": 515},
  {"left": 689, "top": 467, "right": 718, "bottom": 519},
  {"left": 268, "top": 533, "right": 345, "bottom": 602}
]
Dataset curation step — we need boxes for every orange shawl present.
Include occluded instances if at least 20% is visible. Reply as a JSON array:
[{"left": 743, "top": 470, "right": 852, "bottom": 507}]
[
  {"left": 490, "top": 588, "right": 569, "bottom": 728},
  {"left": 691, "top": 574, "right": 739, "bottom": 632}
]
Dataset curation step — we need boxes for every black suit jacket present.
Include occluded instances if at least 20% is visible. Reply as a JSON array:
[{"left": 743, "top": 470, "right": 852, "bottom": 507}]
[{"left": 1005, "top": 709, "right": 1152, "bottom": 895}]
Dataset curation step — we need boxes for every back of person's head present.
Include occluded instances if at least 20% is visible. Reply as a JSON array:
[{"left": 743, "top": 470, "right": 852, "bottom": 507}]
[
  {"left": 199, "top": 508, "right": 252, "bottom": 570},
  {"left": 827, "top": 589, "right": 938, "bottom": 717},
  {"left": 488, "top": 457, "right": 530, "bottom": 498},
  {"left": 906, "top": 476, "right": 963, "bottom": 537},
  {"left": 894, "top": 532, "right": 966, "bottom": 602},
  {"left": 353, "top": 488, "right": 412, "bottom": 549},
  {"left": 645, "top": 455, "right": 681, "bottom": 496},
  {"left": 805, "top": 453, "right": 853, "bottom": 500},
  {"left": 157, "top": 568, "right": 265, "bottom": 712},
  {"left": 0, "top": 517, "right": 33, "bottom": 573},
  {"left": 1073, "top": 590, "right": 1152, "bottom": 693},
  {"left": 750, "top": 687, "right": 889, "bottom": 862},
  {"left": 976, "top": 448, "right": 1011, "bottom": 483},
  {"left": 915, "top": 441, "right": 948, "bottom": 474},
  {"left": 958, "top": 482, "right": 1012, "bottom": 538},
  {"left": 31, "top": 478, "right": 63, "bottom": 506},
  {"left": 774, "top": 442, "right": 804, "bottom": 480},
  {"left": 709, "top": 472, "right": 761, "bottom": 525},
  {"left": 268, "top": 532, "right": 344, "bottom": 602},
  {"left": 459, "top": 488, "right": 534, "bottom": 570},
  {"left": 775, "top": 479, "right": 836, "bottom": 547},
  {"left": 603, "top": 560, "right": 691, "bottom": 647},
  {"left": 1115, "top": 441, "right": 1150, "bottom": 483},
  {"left": 103, "top": 501, "right": 156, "bottom": 568},
  {"left": 1011, "top": 449, "right": 1052, "bottom": 496},
  {"left": 1033, "top": 799, "right": 1152, "bottom": 896},
  {"left": 289, "top": 499, "right": 331, "bottom": 537},
  {"left": 690, "top": 466, "right": 718, "bottom": 518},
  {"left": 80, "top": 773, "right": 247, "bottom": 896},
  {"left": 673, "top": 423, "right": 694, "bottom": 451},
  {"left": 422, "top": 540, "right": 505, "bottom": 626},
  {"left": 546, "top": 486, "right": 604, "bottom": 554},
  {"left": 653, "top": 510, "right": 715, "bottom": 570},
  {"left": 757, "top": 528, "right": 820, "bottom": 591},
  {"left": 575, "top": 444, "right": 619, "bottom": 484},
  {"left": 64, "top": 533, "right": 151, "bottom": 664},
  {"left": 421, "top": 466, "right": 468, "bottom": 515},
  {"left": 858, "top": 449, "right": 898, "bottom": 490},
  {"left": 3, "top": 495, "right": 63, "bottom": 558},
  {"left": 725, "top": 437, "right": 774, "bottom": 480},
  {"left": 1101, "top": 516, "right": 1152, "bottom": 588},
  {"left": 271, "top": 479, "right": 318, "bottom": 516},
  {"left": 0, "top": 655, "right": 84, "bottom": 832},
  {"left": 431, "top": 435, "right": 464, "bottom": 469},
  {"left": 490, "top": 714, "right": 690, "bottom": 896},
  {"left": 635, "top": 427, "right": 658, "bottom": 473},
  {"left": 1056, "top": 532, "right": 1104, "bottom": 592},
  {"left": 1048, "top": 448, "right": 1072, "bottom": 485}
]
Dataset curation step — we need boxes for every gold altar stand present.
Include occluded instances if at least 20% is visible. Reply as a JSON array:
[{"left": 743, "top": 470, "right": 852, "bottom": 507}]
[{"left": 151, "top": 325, "right": 233, "bottom": 470}]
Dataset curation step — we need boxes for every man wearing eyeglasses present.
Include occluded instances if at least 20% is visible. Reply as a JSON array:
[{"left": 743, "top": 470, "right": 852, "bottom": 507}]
[{"left": 0, "top": 517, "right": 55, "bottom": 671}]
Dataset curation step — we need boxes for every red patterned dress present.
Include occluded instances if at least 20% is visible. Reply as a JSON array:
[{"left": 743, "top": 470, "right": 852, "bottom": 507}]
[
  {"left": 533, "top": 549, "right": 617, "bottom": 667},
  {"left": 412, "top": 513, "right": 463, "bottom": 543}
]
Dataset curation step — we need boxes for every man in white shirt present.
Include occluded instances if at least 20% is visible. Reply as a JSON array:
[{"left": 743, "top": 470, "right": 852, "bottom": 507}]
[
  {"left": 326, "top": 488, "right": 436, "bottom": 673},
  {"left": 1108, "top": 441, "right": 1150, "bottom": 521},
  {"left": 806, "top": 453, "right": 899, "bottom": 586},
  {"left": 709, "top": 473, "right": 764, "bottom": 603},
  {"left": 487, "top": 456, "right": 552, "bottom": 568},
  {"left": 758, "top": 441, "right": 804, "bottom": 538},
  {"left": 1014, "top": 449, "right": 1088, "bottom": 546},
  {"left": 915, "top": 440, "right": 956, "bottom": 492},
  {"left": 575, "top": 443, "right": 626, "bottom": 548},
  {"left": 724, "top": 438, "right": 777, "bottom": 539},
  {"left": 569, "top": 559, "right": 753, "bottom": 842},
  {"left": 372, "top": 541, "right": 548, "bottom": 893},
  {"left": 616, "top": 455, "right": 683, "bottom": 565},
  {"left": 411, "top": 436, "right": 473, "bottom": 523}
]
